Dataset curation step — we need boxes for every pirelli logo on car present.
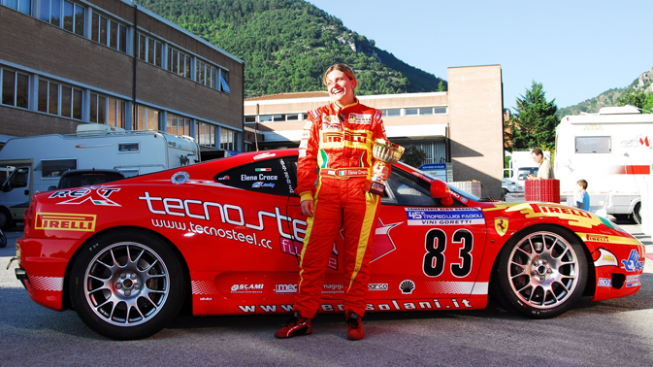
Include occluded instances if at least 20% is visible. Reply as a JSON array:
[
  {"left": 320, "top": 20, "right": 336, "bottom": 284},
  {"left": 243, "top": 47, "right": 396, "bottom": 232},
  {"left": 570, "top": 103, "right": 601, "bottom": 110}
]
[{"left": 35, "top": 212, "right": 97, "bottom": 232}]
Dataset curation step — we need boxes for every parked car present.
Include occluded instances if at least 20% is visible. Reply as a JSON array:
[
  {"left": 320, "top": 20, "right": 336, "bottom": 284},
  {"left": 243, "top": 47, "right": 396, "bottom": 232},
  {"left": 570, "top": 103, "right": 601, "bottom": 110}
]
[
  {"left": 50, "top": 169, "right": 125, "bottom": 190},
  {"left": 14, "top": 149, "right": 645, "bottom": 340}
]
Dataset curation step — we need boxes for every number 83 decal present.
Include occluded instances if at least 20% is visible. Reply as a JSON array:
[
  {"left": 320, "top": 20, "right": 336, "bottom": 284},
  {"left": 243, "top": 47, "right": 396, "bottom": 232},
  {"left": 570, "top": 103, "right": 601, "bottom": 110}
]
[{"left": 423, "top": 228, "right": 473, "bottom": 278}]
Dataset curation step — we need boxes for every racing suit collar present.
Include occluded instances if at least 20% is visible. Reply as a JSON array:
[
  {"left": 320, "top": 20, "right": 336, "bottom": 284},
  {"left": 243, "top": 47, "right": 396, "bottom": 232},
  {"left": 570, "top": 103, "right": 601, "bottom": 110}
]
[{"left": 334, "top": 97, "right": 359, "bottom": 112}]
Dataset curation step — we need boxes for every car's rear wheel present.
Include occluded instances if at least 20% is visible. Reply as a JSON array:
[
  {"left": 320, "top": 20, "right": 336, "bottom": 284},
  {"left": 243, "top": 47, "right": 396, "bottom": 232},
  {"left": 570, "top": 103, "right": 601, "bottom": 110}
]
[
  {"left": 493, "top": 225, "right": 587, "bottom": 318},
  {"left": 69, "top": 229, "right": 186, "bottom": 340}
]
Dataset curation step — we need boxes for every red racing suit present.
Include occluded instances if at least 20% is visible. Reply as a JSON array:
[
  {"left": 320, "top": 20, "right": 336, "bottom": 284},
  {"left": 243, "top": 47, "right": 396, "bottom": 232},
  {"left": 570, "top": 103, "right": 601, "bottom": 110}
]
[{"left": 294, "top": 98, "right": 388, "bottom": 319}]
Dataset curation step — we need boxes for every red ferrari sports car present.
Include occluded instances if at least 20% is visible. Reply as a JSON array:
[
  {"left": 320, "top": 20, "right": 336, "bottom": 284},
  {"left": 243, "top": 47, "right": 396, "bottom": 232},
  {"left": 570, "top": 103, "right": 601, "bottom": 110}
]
[{"left": 14, "top": 149, "right": 645, "bottom": 339}]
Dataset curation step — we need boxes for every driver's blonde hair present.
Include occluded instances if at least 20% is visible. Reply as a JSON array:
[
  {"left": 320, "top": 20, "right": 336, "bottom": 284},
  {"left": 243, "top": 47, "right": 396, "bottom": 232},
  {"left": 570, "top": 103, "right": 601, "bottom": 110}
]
[{"left": 323, "top": 64, "right": 357, "bottom": 88}]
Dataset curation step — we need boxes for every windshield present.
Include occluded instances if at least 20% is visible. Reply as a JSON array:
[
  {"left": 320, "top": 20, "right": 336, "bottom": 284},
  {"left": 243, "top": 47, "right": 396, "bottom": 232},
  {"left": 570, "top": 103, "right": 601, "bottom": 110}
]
[
  {"left": 396, "top": 161, "right": 481, "bottom": 202},
  {"left": 517, "top": 167, "right": 538, "bottom": 180},
  {"left": 59, "top": 172, "right": 124, "bottom": 189}
]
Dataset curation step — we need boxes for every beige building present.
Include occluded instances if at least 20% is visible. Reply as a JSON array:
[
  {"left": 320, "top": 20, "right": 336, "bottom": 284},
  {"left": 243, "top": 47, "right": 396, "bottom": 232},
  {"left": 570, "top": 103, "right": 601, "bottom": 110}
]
[
  {"left": 0, "top": 0, "right": 243, "bottom": 156},
  {"left": 244, "top": 65, "right": 504, "bottom": 198}
]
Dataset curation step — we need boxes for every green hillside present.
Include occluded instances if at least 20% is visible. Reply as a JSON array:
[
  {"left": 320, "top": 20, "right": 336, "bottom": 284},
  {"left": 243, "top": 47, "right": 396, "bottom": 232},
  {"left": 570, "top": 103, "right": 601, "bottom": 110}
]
[
  {"left": 135, "top": 0, "right": 446, "bottom": 98},
  {"left": 557, "top": 68, "right": 653, "bottom": 117}
]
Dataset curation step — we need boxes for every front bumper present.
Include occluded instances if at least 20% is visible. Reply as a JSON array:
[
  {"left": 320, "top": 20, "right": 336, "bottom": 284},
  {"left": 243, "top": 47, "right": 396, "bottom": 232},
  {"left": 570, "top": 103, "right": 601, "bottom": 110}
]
[{"left": 589, "top": 243, "right": 645, "bottom": 302}]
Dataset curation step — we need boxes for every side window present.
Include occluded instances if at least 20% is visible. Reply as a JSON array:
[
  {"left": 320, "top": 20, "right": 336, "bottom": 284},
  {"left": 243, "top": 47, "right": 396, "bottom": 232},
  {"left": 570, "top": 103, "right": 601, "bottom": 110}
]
[
  {"left": 37, "top": 159, "right": 77, "bottom": 178},
  {"left": 386, "top": 168, "right": 436, "bottom": 206},
  {"left": 8, "top": 167, "right": 29, "bottom": 188},
  {"left": 215, "top": 158, "right": 297, "bottom": 196}
]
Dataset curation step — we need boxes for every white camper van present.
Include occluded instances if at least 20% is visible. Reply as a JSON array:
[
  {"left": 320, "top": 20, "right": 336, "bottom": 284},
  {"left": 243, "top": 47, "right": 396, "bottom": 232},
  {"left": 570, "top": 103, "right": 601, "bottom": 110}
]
[
  {"left": 0, "top": 124, "right": 200, "bottom": 228},
  {"left": 555, "top": 105, "right": 653, "bottom": 222},
  {"left": 502, "top": 150, "right": 550, "bottom": 197}
]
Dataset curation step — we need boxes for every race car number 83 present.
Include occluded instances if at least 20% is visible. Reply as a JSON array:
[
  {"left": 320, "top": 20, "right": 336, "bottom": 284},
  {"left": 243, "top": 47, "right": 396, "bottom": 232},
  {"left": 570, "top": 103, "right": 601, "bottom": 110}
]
[{"left": 423, "top": 228, "right": 473, "bottom": 278}]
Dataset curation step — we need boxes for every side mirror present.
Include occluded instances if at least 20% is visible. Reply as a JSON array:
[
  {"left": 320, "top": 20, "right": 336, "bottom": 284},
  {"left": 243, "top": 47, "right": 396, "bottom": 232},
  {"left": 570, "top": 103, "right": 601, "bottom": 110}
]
[
  {"left": 2, "top": 183, "right": 11, "bottom": 192},
  {"left": 430, "top": 180, "right": 454, "bottom": 206}
]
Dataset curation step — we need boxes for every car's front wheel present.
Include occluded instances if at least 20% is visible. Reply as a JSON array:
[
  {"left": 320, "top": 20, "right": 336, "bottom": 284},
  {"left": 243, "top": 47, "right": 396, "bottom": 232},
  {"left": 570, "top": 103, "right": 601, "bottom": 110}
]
[
  {"left": 493, "top": 226, "right": 587, "bottom": 318},
  {"left": 69, "top": 229, "right": 186, "bottom": 340}
]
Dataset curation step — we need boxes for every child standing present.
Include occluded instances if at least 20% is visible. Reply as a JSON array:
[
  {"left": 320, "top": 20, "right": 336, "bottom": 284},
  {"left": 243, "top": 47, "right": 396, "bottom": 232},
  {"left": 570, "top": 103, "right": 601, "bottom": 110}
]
[{"left": 575, "top": 179, "right": 590, "bottom": 210}]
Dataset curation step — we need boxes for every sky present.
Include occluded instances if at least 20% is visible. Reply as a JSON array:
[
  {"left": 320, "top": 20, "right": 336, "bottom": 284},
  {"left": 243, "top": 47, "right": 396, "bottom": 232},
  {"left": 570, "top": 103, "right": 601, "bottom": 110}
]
[{"left": 307, "top": 0, "right": 653, "bottom": 110}]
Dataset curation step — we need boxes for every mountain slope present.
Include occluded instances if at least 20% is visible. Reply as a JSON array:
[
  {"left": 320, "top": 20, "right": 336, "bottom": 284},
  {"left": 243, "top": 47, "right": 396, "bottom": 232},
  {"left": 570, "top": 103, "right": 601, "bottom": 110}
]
[
  {"left": 135, "top": 0, "right": 446, "bottom": 98},
  {"left": 557, "top": 68, "right": 653, "bottom": 117}
]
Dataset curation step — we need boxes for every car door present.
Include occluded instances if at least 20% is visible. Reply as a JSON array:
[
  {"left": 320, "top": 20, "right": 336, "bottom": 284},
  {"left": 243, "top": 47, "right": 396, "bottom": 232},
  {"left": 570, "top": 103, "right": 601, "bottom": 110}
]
[
  {"left": 367, "top": 166, "right": 488, "bottom": 311},
  {"left": 206, "top": 157, "right": 314, "bottom": 312}
]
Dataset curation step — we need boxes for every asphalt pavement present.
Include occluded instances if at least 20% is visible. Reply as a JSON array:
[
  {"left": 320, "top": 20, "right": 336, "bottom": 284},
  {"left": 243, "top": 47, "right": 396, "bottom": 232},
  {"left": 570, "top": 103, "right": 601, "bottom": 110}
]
[{"left": 1, "top": 220, "right": 653, "bottom": 366}]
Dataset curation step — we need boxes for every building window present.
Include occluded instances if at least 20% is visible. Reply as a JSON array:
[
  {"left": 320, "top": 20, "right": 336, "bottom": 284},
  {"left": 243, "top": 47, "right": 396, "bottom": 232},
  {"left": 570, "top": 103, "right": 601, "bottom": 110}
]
[
  {"left": 167, "top": 47, "right": 191, "bottom": 79},
  {"left": 38, "top": 79, "right": 62, "bottom": 115},
  {"left": 136, "top": 105, "right": 159, "bottom": 130},
  {"left": 2, "top": 0, "right": 31, "bottom": 15},
  {"left": 197, "top": 121, "right": 215, "bottom": 147},
  {"left": 244, "top": 116, "right": 256, "bottom": 123},
  {"left": 60, "top": 85, "right": 82, "bottom": 119},
  {"left": 89, "top": 93, "right": 106, "bottom": 124},
  {"left": 434, "top": 107, "right": 447, "bottom": 114},
  {"left": 91, "top": 12, "right": 127, "bottom": 53},
  {"left": 90, "top": 93, "right": 125, "bottom": 127},
  {"left": 220, "top": 127, "right": 236, "bottom": 151},
  {"left": 219, "top": 69, "right": 230, "bottom": 93},
  {"left": 138, "top": 33, "right": 163, "bottom": 67},
  {"left": 166, "top": 113, "right": 191, "bottom": 136},
  {"left": 196, "top": 59, "right": 216, "bottom": 88},
  {"left": 259, "top": 114, "right": 297, "bottom": 122},
  {"left": 107, "top": 98, "right": 126, "bottom": 128},
  {"left": 384, "top": 109, "right": 401, "bottom": 117},
  {"left": 63, "top": 1, "right": 84, "bottom": 35},
  {"left": 38, "top": 0, "right": 84, "bottom": 35},
  {"left": 405, "top": 108, "right": 418, "bottom": 116},
  {"left": 1, "top": 68, "right": 29, "bottom": 109}
]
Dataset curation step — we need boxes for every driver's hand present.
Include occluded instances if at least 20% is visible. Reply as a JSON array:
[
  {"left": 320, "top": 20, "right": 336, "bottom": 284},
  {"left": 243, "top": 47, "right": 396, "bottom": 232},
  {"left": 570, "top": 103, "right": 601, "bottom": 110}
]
[{"left": 301, "top": 199, "right": 315, "bottom": 217}]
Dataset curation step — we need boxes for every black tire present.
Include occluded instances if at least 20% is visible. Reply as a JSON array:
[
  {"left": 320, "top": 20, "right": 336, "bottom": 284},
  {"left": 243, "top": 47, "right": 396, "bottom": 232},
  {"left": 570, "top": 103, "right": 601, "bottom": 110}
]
[
  {"left": 0, "top": 229, "right": 7, "bottom": 248},
  {"left": 632, "top": 203, "right": 642, "bottom": 225},
  {"left": 0, "top": 208, "right": 13, "bottom": 231},
  {"left": 69, "top": 229, "right": 186, "bottom": 340},
  {"left": 492, "top": 225, "right": 587, "bottom": 319}
]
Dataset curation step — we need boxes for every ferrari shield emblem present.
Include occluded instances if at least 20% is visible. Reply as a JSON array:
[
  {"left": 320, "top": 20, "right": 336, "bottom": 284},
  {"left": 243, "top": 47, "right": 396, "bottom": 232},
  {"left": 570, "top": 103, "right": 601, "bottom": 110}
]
[{"left": 495, "top": 217, "right": 509, "bottom": 237}]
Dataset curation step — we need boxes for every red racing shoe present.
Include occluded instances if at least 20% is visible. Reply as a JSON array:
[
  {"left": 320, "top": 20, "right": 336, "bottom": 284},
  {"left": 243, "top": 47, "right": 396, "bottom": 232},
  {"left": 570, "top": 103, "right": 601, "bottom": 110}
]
[
  {"left": 345, "top": 311, "right": 364, "bottom": 341},
  {"left": 274, "top": 313, "right": 312, "bottom": 338}
]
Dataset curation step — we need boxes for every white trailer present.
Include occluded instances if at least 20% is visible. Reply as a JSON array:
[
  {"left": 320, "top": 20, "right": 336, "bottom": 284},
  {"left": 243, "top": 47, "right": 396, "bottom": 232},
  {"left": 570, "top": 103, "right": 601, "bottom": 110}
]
[
  {"left": 0, "top": 124, "right": 200, "bottom": 228},
  {"left": 502, "top": 150, "right": 550, "bottom": 197},
  {"left": 554, "top": 105, "right": 653, "bottom": 222}
]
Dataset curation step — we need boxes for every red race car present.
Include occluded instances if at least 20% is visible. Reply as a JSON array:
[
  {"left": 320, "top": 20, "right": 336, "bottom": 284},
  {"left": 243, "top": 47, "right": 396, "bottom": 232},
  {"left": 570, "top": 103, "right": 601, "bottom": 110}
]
[{"left": 14, "top": 149, "right": 645, "bottom": 339}]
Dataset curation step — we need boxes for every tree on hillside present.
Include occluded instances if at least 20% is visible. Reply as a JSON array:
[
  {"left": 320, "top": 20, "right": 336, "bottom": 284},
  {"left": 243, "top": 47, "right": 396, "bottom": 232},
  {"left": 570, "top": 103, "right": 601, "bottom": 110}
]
[
  {"left": 617, "top": 90, "right": 647, "bottom": 109},
  {"left": 507, "top": 81, "right": 558, "bottom": 150},
  {"left": 645, "top": 93, "right": 653, "bottom": 112}
]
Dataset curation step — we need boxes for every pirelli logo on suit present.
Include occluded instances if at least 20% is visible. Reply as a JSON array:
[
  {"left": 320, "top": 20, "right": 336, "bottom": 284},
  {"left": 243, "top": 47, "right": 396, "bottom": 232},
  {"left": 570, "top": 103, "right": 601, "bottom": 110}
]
[{"left": 322, "top": 131, "right": 368, "bottom": 144}]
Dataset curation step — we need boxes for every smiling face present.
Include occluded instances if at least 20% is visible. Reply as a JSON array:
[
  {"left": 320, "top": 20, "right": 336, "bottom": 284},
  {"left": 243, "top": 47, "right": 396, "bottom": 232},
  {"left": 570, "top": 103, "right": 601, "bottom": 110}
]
[{"left": 325, "top": 69, "right": 357, "bottom": 106}]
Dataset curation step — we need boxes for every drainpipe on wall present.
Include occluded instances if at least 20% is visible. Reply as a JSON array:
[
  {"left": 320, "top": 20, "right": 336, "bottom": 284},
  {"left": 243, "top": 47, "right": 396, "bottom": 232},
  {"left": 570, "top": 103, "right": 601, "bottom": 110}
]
[{"left": 131, "top": 3, "right": 138, "bottom": 130}]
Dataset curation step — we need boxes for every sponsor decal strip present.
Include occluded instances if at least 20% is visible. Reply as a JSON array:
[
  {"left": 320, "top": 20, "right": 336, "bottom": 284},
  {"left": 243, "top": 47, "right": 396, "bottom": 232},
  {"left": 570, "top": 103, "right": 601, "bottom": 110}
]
[
  {"left": 35, "top": 212, "right": 96, "bottom": 232},
  {"left": 406, "top": 207, "right": 485, "bottom": 226},
  {"left": 151, "top": 219, "right": 273, "bottom": 250},
  {"left": 236, "top": 298, "right": 477, "bottom": 314},
  {"left": 576, "top": 233, "right": 642, "bottom": 246}
]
